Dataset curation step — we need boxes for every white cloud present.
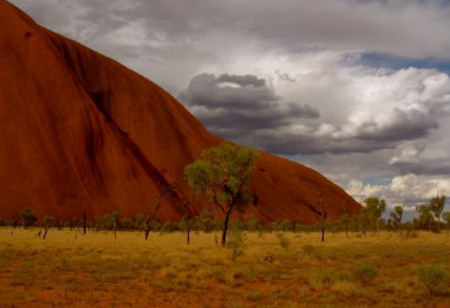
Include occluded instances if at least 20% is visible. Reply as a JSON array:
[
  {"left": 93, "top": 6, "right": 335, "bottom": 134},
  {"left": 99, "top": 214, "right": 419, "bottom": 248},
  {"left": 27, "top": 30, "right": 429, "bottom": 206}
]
[{"left": 346, "top": 174, "right": 450, "bottom": 208}]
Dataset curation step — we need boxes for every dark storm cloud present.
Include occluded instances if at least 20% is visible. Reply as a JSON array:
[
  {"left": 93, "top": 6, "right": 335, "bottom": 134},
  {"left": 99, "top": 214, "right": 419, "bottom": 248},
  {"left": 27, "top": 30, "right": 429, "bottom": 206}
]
[
  {"left": 258, "top": 110, "right": 439, "bottom": 155},
  {"left": 217, "top": 74, "right": 266, "bottom": 87},
  {"left": 355, "top": 108, "right": 439, "bottom": 142},
  {"left": 179, "top": 73, "right": 319, "bottom": 132},
  {"left": 180, "top": 73, "right": 279, "bottom": 109},
  {"left": 390, "top": 160, "right": 450, "bottom": 176},
  {"left": 244, "top": 132, "right": 397, "bottom": 156},
  {"left": 198, "top": 103, "right": 319, "bottom": 131},
  {"left": 180, "top": 72, "right": 443, "bottom": 156}
]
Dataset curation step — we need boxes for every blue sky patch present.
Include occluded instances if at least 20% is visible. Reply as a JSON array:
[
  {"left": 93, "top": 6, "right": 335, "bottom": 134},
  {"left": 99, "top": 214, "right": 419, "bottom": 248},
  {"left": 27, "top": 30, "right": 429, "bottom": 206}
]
[{"left": 360, "top": 52, "right": 450, "bottom": 75}]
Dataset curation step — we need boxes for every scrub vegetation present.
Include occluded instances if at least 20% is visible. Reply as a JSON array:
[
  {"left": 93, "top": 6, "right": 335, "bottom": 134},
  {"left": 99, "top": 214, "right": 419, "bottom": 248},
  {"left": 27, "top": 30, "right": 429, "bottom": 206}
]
[{"left": 1, "top": 228, "right": 449, "bottom": 308}]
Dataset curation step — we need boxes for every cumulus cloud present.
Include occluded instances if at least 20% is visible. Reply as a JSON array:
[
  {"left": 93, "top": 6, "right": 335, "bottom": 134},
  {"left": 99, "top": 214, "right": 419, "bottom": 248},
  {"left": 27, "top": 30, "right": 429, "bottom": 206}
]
[
  {"left": 180, "top": 66, "right": 449, "bottom": 156},
  {"left": 345, "top": 174, "right": 450, "bottom": 208},
  {"left": 389, "top": 141, "right": 450, "bottom": 176}
]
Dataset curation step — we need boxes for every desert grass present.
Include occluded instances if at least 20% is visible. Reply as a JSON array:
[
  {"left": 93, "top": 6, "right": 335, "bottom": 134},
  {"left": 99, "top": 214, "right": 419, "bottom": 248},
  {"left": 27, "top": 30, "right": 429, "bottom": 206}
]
[{"left": 1, "top": 228, "right": 449, "bottom": 308}]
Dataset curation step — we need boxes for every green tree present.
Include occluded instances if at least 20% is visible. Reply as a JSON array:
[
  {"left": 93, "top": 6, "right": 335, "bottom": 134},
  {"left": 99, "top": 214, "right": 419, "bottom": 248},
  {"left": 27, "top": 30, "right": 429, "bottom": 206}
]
[
  {"left": 429, "top": 195, "right": 446, "bottom": 233},
  {"left": 184, "top": 142, "right": 260, "bottom": 246},
  {"left": 389, "top": 205, "right": 403, "bottom": 232},
  {"left": 363, "top": 197, "right": 386, "bottom": 233},
  {"left": 22, "top": 207, "right": 37, "bottom": 228},
  {"left": 416, "top": 204, "right": 434, "bottom": 231}
]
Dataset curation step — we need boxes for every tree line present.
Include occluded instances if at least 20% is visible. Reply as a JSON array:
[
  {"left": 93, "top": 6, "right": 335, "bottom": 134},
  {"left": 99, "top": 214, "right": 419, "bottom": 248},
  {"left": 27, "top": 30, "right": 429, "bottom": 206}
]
[
  {"left": 1, "top": 194, "right": 448, "bottom": 240},
  {"left": 1, "top": 143, "right": 448, "bottom": 242}
]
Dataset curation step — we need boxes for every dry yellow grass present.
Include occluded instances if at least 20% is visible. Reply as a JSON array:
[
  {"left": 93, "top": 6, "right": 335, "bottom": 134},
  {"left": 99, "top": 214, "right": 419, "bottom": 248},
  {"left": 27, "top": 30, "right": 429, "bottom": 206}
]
[{"left": 1, "top": 228, "right": 449, "bottom": 308}]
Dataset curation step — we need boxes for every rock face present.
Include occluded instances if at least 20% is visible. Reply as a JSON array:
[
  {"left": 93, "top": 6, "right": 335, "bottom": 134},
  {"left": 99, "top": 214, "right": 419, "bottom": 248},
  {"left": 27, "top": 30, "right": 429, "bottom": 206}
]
[{"left": 0, "top": 0, "right": 360, "bottom": 223}]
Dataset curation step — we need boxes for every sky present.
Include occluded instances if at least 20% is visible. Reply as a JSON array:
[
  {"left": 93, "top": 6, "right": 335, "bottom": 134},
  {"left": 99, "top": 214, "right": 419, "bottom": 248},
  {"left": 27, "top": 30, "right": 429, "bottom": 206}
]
[{"left": 11, "top": 0, "right": 450, "bottom": 214}]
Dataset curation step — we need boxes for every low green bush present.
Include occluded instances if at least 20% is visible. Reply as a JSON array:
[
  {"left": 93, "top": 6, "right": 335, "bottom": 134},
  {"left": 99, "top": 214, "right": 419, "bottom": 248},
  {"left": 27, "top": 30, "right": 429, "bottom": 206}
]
[
  {"left": 417, "top": 264, "right": 449, "bottom": 296},
  {"left": 353, "top": 264, "right": 379, "bottom": 286}
]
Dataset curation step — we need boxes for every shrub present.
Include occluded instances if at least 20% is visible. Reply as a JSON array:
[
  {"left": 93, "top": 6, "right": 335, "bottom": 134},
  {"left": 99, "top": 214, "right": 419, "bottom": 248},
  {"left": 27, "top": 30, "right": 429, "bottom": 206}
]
[
  {"left": 417, "top": 264, "right": 449, "bottom": 296},
  {"left": 43, "top": 215, "right": 53, "bottom": 227},
  {"left": 247, "top": 215, "right": 260, "bottom": 231},
  {"left": 303, "top": 244, "right": 316, "bottom": 257},
  {"left": 269, "top": 222, "right": 281, "bottom": 231},
  {"left": 22, "top": 207, "right": 37, "bottom": 228},
  {"left": 276, "top": 232, "right": 289, "bottom": 250},
  {"left": 353, "top": 265, "right": 379, "bottom": 286},
  {"left": 121, "top": 218, "right": 134, "bottom": 230},
  {"left": 309, "top": 269, "right": 332, "bottom": 289},
  {"left": 159, "top": 221, "right": 179, "bottom": 233},
  {"left": 134, "top": 213, "right": 145, "bottom": 230},
  {"left": 227, "top": 229, "right": 246, "bottom": 261}
]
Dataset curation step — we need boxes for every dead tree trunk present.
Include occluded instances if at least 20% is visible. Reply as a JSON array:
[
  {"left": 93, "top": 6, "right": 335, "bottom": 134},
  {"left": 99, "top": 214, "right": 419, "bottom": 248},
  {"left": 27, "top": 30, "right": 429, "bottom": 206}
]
[
  {"left": 145, "top": 224, "right": 151, "bottom": 240},
  {"left": 144, "top": 183, "right": 175, "bottom": 240},
  {"left": 307, "top": 192, "right": 327, "bottom": 242},
  {"left": 186, "top": 218, "right": 190, "bottom": 245},
  {"left": 321, "top": 217, "right": 325, "bottom": 242},
  {"left": 43, "top": 227, "right": 50, "bottom": 239},
  {"left": 83, "top": 211, "right": 87, "bottom": 235}
]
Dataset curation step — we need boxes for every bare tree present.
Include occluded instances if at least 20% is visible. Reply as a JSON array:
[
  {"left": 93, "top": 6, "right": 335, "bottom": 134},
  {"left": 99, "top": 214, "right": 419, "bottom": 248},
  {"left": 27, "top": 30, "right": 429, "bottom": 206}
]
[
  {"left": 42, "top": 216, "right": 53, "bottom": 239},
  {"left": 389, "top": 205, "right": 403, "bottom": 232},
  {"left": 307, "top": 189, "right": 327, "bottom": 242},
  {"left": 144, "top": 180, "right": 176, "bottom": 240}
]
